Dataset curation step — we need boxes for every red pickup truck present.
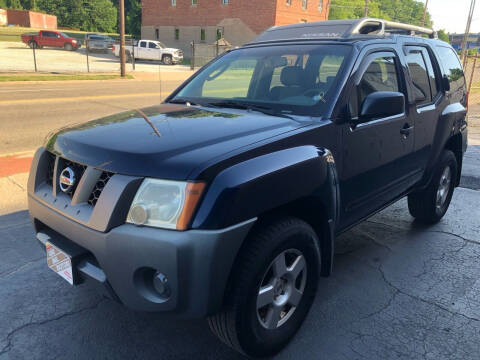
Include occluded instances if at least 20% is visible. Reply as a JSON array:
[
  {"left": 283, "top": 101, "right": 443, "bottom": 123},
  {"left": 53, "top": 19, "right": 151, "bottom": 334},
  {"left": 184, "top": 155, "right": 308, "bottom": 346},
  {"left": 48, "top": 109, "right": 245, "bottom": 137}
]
[{"left": 21, "top": 30, "right": 81, "bottom": 51}]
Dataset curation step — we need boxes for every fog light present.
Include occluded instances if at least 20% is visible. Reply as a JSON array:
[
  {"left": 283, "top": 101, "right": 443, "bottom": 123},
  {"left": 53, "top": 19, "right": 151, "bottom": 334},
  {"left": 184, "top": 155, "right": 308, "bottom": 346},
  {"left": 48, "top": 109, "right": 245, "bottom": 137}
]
[{"left": 153, "top": 272, "right": 170, "bottom": 297}]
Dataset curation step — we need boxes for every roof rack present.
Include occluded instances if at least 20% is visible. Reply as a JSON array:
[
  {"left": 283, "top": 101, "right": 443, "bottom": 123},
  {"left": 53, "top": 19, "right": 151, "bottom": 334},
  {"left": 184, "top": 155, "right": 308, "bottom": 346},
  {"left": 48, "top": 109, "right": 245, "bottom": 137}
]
[{"left": 248, "top": 18, "right": 438, "bottom": 45}]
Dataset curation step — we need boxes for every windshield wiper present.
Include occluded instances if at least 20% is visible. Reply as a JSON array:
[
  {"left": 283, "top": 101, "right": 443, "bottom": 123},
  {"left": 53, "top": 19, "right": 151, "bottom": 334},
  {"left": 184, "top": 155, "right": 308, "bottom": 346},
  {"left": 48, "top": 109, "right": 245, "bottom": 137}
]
[
  {"left": 205, "top": 100, "right": 295, "bottom": 120},
  {"left": 168, "top": 98, "right": 202, "bottom": 106}
]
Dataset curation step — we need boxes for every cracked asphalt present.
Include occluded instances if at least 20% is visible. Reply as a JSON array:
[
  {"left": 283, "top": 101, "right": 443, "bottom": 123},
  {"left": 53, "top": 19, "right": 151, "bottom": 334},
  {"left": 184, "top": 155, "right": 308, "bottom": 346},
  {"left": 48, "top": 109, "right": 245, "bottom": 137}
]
[{"left": 1, "top": 146, "right": 479, "bottom": 360}]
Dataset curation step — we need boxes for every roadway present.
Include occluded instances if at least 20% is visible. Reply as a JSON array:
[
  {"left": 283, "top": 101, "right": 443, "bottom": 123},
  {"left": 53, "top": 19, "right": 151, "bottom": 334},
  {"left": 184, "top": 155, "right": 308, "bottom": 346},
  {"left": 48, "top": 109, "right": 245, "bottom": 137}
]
[{"left": 0, "top": 77, "right": 186, "bottom": 154}]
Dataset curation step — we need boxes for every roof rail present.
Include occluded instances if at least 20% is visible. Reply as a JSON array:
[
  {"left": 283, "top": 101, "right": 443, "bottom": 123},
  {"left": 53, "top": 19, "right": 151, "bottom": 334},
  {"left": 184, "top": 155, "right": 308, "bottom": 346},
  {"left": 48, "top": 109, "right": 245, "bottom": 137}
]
[
  {"left": 350, "top": 18, "right": 437, "bottom": 39},
  {"left": 248, "top": 18, "right": 438, "bottom": 45}
]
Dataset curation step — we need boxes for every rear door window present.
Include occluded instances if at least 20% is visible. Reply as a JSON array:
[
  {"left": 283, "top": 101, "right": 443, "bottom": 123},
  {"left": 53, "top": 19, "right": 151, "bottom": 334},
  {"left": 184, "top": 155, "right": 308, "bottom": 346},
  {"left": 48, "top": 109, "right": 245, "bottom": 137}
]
[
  {"left": 405, "top": 49, "right": 431, "bottom": 105},
  {"left": 436, "top": 46, "right": 466, "bottom": 94}
]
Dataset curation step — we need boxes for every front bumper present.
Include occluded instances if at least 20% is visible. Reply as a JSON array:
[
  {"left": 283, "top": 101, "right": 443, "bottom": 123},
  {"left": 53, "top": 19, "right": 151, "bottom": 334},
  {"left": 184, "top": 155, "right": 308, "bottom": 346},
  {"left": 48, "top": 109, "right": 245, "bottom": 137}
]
[{"left": 27, "top": 148, "right": 256, "bottom": 317}]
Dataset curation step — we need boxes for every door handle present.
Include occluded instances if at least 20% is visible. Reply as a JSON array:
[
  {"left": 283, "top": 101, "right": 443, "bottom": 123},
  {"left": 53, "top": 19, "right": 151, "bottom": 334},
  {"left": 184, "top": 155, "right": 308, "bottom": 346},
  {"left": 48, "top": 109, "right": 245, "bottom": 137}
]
[{"left": 400, "top": 124, "right": 414, "bottom": 136}]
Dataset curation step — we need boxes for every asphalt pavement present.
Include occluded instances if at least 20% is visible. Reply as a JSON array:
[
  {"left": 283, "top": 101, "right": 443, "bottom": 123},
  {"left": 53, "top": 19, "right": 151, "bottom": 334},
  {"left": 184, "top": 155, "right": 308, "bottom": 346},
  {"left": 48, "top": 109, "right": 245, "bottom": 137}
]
[
  {"left": 0, "top": 76, "right": 189, "bottom": 154},
  {"left": 1, "top": 78, "right": 480, "bottom": 359}
]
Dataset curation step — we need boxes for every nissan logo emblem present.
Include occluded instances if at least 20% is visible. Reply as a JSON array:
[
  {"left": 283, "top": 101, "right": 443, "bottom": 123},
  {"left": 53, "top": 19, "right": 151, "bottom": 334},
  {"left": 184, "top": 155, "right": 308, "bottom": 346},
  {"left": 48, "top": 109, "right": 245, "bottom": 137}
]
[{"left": 59, "top": 167, "right": 76, "bottom": 193}]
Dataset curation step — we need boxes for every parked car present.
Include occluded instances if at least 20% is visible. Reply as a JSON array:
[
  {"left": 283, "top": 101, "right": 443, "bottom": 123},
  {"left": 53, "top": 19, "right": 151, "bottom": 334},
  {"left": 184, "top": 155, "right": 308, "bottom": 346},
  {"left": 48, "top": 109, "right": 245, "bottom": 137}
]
[
  {"left": 21, "top": 30, "right": 81, "bottom": 51},
  {"left": 113, "top": 39, "right": 183, "bottom": 64},
  {"left": 85, "top": 33, "right": 114, "bottom": 53},
  {"left": 28, "top": 19, "right": 467, "bottom": 358}
]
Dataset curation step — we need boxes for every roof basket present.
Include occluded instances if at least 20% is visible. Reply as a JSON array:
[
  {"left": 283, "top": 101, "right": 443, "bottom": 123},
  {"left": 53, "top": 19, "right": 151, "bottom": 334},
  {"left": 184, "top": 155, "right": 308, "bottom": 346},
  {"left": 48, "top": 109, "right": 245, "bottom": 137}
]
[{"left": 249, "top": 18, "right": 438, "bottom": 45}]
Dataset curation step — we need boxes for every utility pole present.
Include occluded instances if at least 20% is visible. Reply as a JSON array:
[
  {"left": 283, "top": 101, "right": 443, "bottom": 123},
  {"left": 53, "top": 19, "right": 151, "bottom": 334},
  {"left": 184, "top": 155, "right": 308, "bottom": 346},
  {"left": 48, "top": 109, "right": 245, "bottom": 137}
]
[
  {"left": 119, "top": 0, "right": 126, "bottom": 77},
  {"left": 461, "top": 0, "right": 476, "bottom": 67},
  {"left": 364, "top": 0, "right": 369, "bottom": 17},
  {"left": 422, "top": 0, "right": 429, "bottom": 27}
]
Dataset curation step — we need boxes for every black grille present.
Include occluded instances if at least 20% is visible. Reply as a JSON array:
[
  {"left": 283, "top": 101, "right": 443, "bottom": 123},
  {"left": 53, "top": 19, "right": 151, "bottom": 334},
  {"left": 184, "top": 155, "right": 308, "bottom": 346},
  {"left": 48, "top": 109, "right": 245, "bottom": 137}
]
[
  {"left": 62, "top": 160, "right": 87, "bottom": 197},
  {"left": 88, "top": 171, "right": 114, "bottom": 206},
  {"left": 46, "top": 152, "right": 55, "bottom": 186}
]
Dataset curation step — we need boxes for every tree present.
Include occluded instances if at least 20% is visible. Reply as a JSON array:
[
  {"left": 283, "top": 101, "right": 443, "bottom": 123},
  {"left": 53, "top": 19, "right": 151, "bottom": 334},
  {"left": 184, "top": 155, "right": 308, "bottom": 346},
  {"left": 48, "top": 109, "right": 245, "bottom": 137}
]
[
  {"left": 36, "top": 0, "right": 117, "bottom": 33},
  {"left": 0, "top": 0, "right": 23, "bottom": 9},
  {"left": 437, "top": 29, "right": 449, "bottom": 43},
  {"left": 329, "top": 0, "right": 433, "bottom": 28}
]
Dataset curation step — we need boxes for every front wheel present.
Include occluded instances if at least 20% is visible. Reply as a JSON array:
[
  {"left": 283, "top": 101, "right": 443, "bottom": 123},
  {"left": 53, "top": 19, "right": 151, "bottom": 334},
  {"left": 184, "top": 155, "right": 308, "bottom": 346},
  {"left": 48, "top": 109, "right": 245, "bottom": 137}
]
[
  {"left": 408, "top": 149, "right": 457, "bottom": 224},
  {"left": 208, "top": 217, "right": 321, "bottom": 358},
  {"left": 162, "top": 55, "right": 172, "bottom": 65},
  {"left": 64, "top": 43, "right": 73, "bottom": 51}
]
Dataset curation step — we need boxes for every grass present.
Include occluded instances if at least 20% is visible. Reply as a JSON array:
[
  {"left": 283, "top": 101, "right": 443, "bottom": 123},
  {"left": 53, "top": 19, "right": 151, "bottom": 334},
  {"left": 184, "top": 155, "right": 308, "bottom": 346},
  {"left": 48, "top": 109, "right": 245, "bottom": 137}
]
[
  {"left": 0, "top": 25, "right": 131, "bottom": 42},
  {"left": 0, "top": 74, "right": 134, "bottom": 82}
]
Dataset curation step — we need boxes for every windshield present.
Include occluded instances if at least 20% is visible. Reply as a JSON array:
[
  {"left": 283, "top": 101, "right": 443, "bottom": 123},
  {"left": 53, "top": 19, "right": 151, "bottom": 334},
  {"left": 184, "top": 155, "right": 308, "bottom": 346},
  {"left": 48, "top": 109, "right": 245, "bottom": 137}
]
[{"left": 173, "top": 44, "right": 351, "bottom": 116}]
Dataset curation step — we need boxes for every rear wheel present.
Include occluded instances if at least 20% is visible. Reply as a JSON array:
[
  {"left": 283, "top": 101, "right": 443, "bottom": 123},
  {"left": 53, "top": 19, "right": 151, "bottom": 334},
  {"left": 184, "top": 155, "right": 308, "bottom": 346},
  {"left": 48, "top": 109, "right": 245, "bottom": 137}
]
[
  {"left": 408, "top": 150, "right": 457, "bottom": 224},
  {"left": 28, "top": 41, "right": 38, "bottom": 49},
  {"left": 162, "top": 54, "right": 172, "bottom": 65},
  {"left": 64, "top": 43, "right": 73, "bottom": 51},
  {"left": 208, "top": 217, "right": 321, "bottom": 357}
]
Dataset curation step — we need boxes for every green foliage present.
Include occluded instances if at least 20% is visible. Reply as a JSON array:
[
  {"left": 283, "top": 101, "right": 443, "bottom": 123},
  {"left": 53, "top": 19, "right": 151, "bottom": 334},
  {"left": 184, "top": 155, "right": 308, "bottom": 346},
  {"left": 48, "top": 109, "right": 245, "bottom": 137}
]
[
  {"left": 36, "top": 0, "right": 117, "bottom": 33},
  {"left": 437, "top": 29, "right": 449, "bottom": 43},
  {"left": 329, "top": 0, "right": 432, "bottom": 28},
  {"left": 1, "top": 0, "right": 23, "bottom": 9}
]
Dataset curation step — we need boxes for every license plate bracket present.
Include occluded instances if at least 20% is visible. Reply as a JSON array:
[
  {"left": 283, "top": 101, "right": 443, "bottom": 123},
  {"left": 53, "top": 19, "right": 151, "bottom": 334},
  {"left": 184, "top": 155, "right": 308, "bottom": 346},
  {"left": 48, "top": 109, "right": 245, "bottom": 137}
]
[{"left": 46, "top": 241, "right": 75, "bottom": 285}]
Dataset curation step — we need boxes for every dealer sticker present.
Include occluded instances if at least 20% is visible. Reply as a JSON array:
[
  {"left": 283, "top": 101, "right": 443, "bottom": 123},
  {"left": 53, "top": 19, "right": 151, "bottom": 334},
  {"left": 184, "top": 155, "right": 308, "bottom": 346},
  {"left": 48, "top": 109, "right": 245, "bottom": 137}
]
[{"left": 46, "top": 242, "right": 73, "bottom": 285}]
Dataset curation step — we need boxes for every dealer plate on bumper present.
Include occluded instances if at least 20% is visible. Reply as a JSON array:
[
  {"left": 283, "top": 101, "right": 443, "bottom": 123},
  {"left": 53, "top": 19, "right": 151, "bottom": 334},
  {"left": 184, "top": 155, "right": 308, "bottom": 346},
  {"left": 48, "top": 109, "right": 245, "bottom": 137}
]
[{"left": 46, "top": 241, "right": 74, "bottom": 285}]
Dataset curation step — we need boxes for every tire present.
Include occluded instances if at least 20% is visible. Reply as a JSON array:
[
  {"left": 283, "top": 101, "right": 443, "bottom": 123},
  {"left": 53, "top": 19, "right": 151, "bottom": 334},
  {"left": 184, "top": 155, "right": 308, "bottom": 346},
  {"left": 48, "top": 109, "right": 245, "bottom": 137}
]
[
  {"left": 28, "top": 41, "right": 38, "bottom": 49},
  {"left": 408, "top": 149, "right": 457, "bottom": 224},
  {"left": 208, "top": 217, "right": 321, "bottom": 358},
  {"left": 64, "top": 43, "right": 73, "bottom": 51},
  {"left": 162, "top": 55, "right": 172, "bottom": 65}
]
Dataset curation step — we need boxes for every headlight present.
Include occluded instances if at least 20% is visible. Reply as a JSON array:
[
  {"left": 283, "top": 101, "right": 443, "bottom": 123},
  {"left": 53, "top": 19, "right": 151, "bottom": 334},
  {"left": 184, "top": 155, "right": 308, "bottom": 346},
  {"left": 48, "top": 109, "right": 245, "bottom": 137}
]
[
  {"left": 127, "top": 179, "right": 205, "bottom": 230},
  {"left": 72, "top": 40, "right": 77, "bottom": 43}
]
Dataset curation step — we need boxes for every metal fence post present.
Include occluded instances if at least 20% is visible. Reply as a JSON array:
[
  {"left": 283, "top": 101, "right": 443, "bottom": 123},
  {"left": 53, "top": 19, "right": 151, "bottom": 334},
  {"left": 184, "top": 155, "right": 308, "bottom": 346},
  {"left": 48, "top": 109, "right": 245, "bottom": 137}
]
[
  {"left": 132, "top": 38, "right": 135, "bottom": 70},
  {"left": 86, "top": 38, "right": 90, "bottom": 73},
  {"left": 216, "top": 39, "right": 219, "bottom": 57},
  {"left": 191, "top": 41, "right": 195, "bottom": 70},
  {"left": 32, "top": 44, "right": 37, "bottom": 72}
]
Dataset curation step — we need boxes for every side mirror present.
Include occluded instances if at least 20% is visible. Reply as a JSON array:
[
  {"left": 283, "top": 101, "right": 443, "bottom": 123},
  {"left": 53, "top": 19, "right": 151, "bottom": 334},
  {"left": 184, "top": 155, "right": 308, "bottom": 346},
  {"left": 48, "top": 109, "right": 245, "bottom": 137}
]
[
  {"left": 358, "top": 91, "right": 405, "bottom": 123},
  {"left": 442, "top": 75, "right": 451, "bottom": 92}
]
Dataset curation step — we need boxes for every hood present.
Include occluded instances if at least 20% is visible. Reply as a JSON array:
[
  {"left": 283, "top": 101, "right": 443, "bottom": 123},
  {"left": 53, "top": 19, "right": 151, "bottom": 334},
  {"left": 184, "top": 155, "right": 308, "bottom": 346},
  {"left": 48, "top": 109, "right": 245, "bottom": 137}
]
[
  {"left": 164, "top": 48, "right": 181, "bottom": 52},
  {"left": 46, "top": 104, "right": 305, "bottom": 180}
]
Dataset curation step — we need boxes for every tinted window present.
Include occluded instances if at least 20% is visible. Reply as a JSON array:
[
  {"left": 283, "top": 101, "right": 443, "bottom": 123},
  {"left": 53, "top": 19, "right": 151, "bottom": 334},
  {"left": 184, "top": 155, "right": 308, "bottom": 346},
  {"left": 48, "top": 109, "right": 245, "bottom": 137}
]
[
  {"left": 436, "top": 46, "right": 465, "bottom": 93},
  {"left": 174, "top": 44, "right": 352, "bottom": 116},
  {"left": 139, "top": 41, "right": 147, "bottom": 48},
  {"left": 359, "top": 56, "right": 399, "bottom": 106},
  {"left": 406, "top": 51, "right": 431, "bottom": 105},
  {"left": 423, "top": 50, "right": 438, "bottom": 98}
]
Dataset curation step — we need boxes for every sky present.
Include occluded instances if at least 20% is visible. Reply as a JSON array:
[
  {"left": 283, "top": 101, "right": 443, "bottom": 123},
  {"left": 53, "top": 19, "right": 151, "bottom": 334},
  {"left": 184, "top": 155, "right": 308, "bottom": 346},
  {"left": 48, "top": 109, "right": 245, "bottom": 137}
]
[{"left": 422, "top": 0, "right": 480, "bottom": 34}]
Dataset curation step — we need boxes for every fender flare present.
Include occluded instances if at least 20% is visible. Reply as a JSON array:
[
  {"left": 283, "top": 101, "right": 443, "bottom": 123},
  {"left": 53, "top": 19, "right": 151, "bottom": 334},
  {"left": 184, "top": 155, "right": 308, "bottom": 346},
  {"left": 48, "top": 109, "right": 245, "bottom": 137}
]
[{"left": 192, "top": 145, "right": 340, "bottom": 275}]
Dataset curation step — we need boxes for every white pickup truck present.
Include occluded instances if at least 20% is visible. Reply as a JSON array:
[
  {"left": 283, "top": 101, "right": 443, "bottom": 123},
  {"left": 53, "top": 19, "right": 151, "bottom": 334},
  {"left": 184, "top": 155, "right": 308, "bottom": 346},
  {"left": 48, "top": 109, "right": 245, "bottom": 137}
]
[{"left": 113, "top": 40, "right": 183, "bottom": 65}]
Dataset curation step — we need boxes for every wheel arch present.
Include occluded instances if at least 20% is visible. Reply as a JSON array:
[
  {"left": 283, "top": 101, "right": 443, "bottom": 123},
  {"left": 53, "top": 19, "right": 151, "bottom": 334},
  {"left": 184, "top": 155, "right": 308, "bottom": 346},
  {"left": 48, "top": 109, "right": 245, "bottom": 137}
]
[{"left": 444, "top": 133, "right": 463, "bottom": 186}]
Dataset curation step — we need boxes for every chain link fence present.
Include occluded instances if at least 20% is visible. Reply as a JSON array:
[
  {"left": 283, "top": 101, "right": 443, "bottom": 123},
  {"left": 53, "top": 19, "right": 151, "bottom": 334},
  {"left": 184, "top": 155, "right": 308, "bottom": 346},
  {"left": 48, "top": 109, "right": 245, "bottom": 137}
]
[
  {"left": 465, "top": 55, "right": 480, "bottom": 118},
  {"left": 190, "top": 41, "right": 234, "bottom": 69},
  {"left": 0, "top": 33, "right": 194, "bottom": 74}
]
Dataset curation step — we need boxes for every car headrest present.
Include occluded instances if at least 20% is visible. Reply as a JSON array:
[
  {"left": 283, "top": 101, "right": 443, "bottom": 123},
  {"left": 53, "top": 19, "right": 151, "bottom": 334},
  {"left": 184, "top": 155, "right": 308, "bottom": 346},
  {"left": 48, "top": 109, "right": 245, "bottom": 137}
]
[{"left": 280, "top": 66, "right": 304, "bottom": 87}]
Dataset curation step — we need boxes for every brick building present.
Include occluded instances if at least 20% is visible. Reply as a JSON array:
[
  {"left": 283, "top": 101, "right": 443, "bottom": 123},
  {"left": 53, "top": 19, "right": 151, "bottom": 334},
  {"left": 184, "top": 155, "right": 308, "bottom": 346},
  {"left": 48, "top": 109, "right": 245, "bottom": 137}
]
[
  {"left": 141, "top": 0, "right": 330, "bottom": 56},
  {"left": 3, "top": 9, "right": 57, "bottom": 29}
]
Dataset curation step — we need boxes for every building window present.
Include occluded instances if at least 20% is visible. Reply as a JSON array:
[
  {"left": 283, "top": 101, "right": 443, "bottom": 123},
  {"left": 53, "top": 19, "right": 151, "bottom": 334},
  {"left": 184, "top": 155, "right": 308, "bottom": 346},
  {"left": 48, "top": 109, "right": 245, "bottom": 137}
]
[
  {"left": 302, "top": 0, "right": 308, "bottom": 10},
  {"left": 216, "top": 28, "right": 223, "bottom": 40},
  {"left": 171, "top": 0, "right": 176, "bottom": 6},
  {"left": 175, "top": 28, "right": 179, "bottom": 40},
  {"left": 318, "top": 0, "right": 322, "bottom": 12},
  {"left": 222, "top": 0, "right": 229, "bottom": 4},
  {"left": 192, "top": 0, "right": 198, "bottom": 5},
  {"left": 155, "top": 29, "right": 159, "bottom": 40},
  {"left": 286, "top": 0, "right": 291, "bottom": 5},
  {"left": 200, "top": 28, "right": 206, "bottom": 41}
]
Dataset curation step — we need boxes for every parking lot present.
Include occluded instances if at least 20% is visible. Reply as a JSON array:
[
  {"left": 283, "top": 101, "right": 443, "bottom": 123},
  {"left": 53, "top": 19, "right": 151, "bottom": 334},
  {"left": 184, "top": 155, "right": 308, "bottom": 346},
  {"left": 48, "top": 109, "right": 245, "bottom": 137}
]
[
  {"left": 0, "top": 41, "right": 191, "bottom": 73},
  {"left": 1, "top": 58, "right": 480, "bottom": 358},
  {"left": 1, "top": 146, "right": 480, "bottom": 359}
]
